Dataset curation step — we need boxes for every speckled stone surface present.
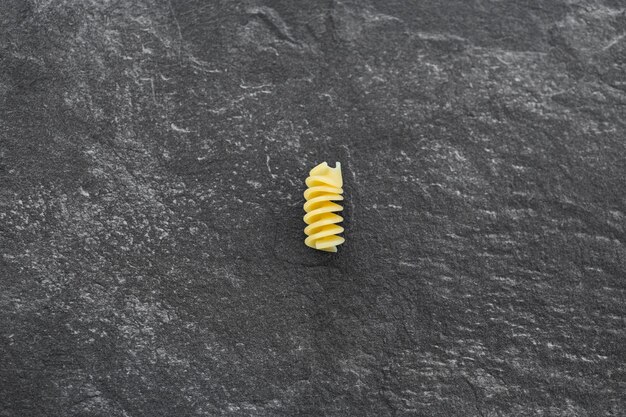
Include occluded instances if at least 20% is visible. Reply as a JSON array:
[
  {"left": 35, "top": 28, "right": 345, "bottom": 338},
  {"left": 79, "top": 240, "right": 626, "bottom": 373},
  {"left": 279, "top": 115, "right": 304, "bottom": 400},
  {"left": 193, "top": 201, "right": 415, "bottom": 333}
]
[{"left": 1, "top": 1, "right": 625, "bottom": 416}]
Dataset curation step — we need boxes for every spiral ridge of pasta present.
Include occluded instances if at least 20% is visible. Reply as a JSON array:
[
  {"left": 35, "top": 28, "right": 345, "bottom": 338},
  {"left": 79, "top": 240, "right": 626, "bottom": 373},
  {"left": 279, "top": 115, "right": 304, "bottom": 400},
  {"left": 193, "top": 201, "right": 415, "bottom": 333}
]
[{"left": 303, "top": 162, "right": 345, "bottom": 252}]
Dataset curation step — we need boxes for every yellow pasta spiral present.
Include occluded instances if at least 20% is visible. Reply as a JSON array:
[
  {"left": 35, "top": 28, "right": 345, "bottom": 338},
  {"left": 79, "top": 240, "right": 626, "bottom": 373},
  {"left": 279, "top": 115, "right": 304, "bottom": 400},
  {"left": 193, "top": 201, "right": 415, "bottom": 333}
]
[{"left": 303, "top": 162, "right": 345, "bottom": 252}]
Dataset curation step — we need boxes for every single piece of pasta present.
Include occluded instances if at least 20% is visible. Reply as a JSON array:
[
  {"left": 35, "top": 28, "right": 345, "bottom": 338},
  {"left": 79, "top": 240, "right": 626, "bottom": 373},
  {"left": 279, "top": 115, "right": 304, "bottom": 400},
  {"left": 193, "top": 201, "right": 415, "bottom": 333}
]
[{"left": 303, "top": 162, "right": 345, "bottom": 252}]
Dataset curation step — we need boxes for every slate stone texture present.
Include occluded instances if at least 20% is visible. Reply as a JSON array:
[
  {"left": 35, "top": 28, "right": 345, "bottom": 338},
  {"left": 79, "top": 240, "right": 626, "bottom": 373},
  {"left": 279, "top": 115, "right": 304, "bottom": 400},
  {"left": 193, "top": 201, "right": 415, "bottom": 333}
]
[{"left": 1, "top": 0, "right": 625, "bottom": 416}]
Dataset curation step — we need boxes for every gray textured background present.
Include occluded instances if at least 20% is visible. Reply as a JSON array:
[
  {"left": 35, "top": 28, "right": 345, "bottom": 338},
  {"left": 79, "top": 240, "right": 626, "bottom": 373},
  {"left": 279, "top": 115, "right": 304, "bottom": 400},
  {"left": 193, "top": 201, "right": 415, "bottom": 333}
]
[{"left": 1, "top": 0, "right": 625, "bottom": 416}]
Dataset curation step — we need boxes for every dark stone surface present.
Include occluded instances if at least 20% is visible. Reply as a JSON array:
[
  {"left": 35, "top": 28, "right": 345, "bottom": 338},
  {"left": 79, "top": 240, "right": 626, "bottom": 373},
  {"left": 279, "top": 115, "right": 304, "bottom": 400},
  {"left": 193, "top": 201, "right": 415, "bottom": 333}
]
[{"left": 1, "top": 0, "right": 625, "bottom": 415}]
